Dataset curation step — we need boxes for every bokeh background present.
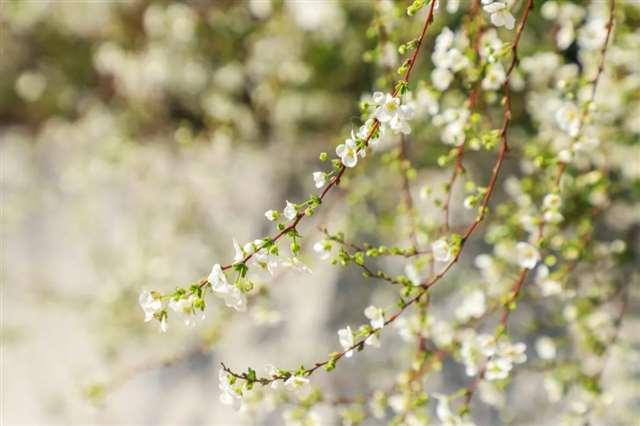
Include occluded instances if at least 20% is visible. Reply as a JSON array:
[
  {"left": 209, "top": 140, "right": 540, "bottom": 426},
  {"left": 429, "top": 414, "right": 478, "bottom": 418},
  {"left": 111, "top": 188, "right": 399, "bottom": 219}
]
[{"left": 1, "top": 1, "right": 639, "bottom": 425}]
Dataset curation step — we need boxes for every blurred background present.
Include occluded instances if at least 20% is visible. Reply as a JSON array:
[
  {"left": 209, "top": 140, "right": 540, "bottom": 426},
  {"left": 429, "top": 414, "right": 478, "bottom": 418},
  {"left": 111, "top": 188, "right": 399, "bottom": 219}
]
[{"left": 1, "top": 1, "right": 639, "bottom": 425}]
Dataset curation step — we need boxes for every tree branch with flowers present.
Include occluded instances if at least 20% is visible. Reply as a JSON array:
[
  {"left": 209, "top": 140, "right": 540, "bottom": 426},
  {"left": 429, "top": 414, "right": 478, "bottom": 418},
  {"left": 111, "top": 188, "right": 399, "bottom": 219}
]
[{"left": 134, "top": 0, "right": 639, "bottom": 424}]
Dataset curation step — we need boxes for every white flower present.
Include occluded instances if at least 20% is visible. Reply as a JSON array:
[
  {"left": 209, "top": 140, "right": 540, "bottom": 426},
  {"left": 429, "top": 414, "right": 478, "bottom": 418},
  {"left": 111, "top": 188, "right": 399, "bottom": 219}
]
[
  {"left": 338, "top": 326, "right": 355, "bottom": 357},
  {"left": 284, "top": 200, "right": 298, "bottom": 220},
  {"left": 233, "top": 239, "right": 244, "bottom": 263},
  {"left": 460, "top": 333, "right": 484, "bottom": 376},
  {"left": 219, "top": 368, "right": 242, "bottom": 410},
  {"left": 264, "top": 209, "right": 279, "bottom": 221},
  {"left": 313, "top": 240, "right": 332, "bottom": 260},
  {"left": 483, "top": 2, "right": 515, "bottom": 30},
  {"left": 284, "top": 375, "right": 310, "bottom": 390},
  {"left": 485, "top": 357, "right": 512, "bottom": 381},
  {"left": 364, "top": 333, "right": 380, "bottom": 348},
  {"left": 312, "top": 171, "right": 326, "bottom": 188},
  {"left": 435, "top": 394, "right": 453, "bottom": 423},
  {"left": 208, "top": 263, "right": 228, "bottom": 292},
  {"left": 536, "top": 337, "right": 557, "bottom": 360},
  {"left": 432, "top": 238, "right": 453, "bottom": 262},
  {"left": 555, "top": 102, "right": 581, "bottom": 137},
  {"left": 404, "top": 263, "right": 422, "bottom": 286},
  {"left": 159, "top": 316, "right": 168, "bottom": 333},
  {"left": 482, "top": 62, "right": 506, "bottom": 90},
  {"left": 139, "top": 290, "right": 162, "bottom": 322},
  {"left": 516, "top": 242, "right": 540, "bottom": 269},
  {"left": 364, "top": 305, "right": 385, "bottom": 329},
  {"left": 373, "top": 92, "right": 414, "bottom": 134},
  {"left": 432, "top": 67, "right": 454, "bottom": 91},
  {"left": 578, "top": 18, "right": 607, "bottom": 50},
  {"left": 357, "top": 118, "right": 383, "bottom": 143},
  {"left": 217, "top": 285, "right": 247, "bottom": 312},
  {"left": 543, "top": 210, "right": 564, "bottom": 224},
  {"left": 557, "top": 22, "right": 575, "bottom": 50},
  {"left": 435, "top": 108, "right": 470, "bottom": 146},
  {"left": 544, "top": 375, "right": 562, "bottom": 402},
  {"left": 389, "top": 103, "right": 415, "bottom": 134},
  {"left": 208, "top": 263, "right": 247, "bottom": 312},
  {"left": 264, "top": 364, "right": 281, "bottom": 390},
  {"left": 543, "top": 193, "right": 562, "bottom": 210},
  {"left": 388, "top": 394, "right": 409, "bottom": 414},
  {"left": 374, "top": 93, "right": 400, "bottom": 123},
  {"left": 169, "top": 295, "right": 203, "bottom": 327},
  {"left": 455, "top": 290, "right": 486, "bottom": 322},
  {"left": 336, "top": 137, "right": 359, "bottom": 168},
  {"left": 496, "top": 340, "right": 527, "bottom": 364}
]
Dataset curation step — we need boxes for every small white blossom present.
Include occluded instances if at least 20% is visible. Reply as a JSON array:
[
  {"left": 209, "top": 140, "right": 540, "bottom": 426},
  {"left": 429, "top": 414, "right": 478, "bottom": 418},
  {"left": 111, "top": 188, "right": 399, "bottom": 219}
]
[
  {"left": 482, "top": 62, "right": 506, "bottom": 90},
  {"left": 364, "top": 305, "right": 385, "bottom": 329},
  {"left": 516, "top": 242, "right": 540, "bottom": 269},
  {"left": 555, "top": 102, "right": 581, "bottom": 137},
  {"left": 336, "top": 137, "right": 359, "bottom": 168},
  {"left": 536, "top": 337, "right": 557, "bottom": 360},
  {"left": 284, "top": 200, "right": 298, "bottom": 220},
  {"left": 233, "top": 238, "right": 244, "bottom": 262},
  {"left": 264, "top": 364, "right": 282, "bottom": 390},
  {"left": 284, "top": 375, "right": 310, "bottom": 390},
  {"left": 338, "top": 326, "right": 355, "bottom": 357},
  {"left": 388, "top": 394, "right": 409, "bottom": 414},
  {"left": 432, "top": 66, "right": 454, "bottom": 91},
  {"left": 374, "top": 93, "right": 400, "bottom": 123},
  {"left": 432, "top": 238, "right": 453, "bottom": 262},
  {"left": 313, "top": 240, "right": 332, "bottom": 260},
  {"left": 219, "top": 368, "right": 242, "bottom": 410},
  {"left": 364, "top": 332, "right": 380, "bottom": 348},
  {"left": 357, "top": 118, "right": 383, "bottom": 143},
  {"left": 139, "top": 290, "right": 162, "bottom": 322},
  {"left": 373, "top": 92, "right": 414, "bottom": 134},
  {"left": 543, "top": 193, "right": 562, "bottom": 210},
  {"left": 218, "top": 285, "right": 247, "bottom": 312},
  {"left": 485, "top": 357, "right": 512, "bottom": 381},
  {"left": 483, "top": 2, "right": 515, "bottom": 30},
  {"left": 578, "top": 18, "right": 607, "bottom": 50},
  {"left": 208, "top": 263, "right": 228, "bottom": 291},
  {"left": 169, "top": 294, "right": 204, "bottom": 326},
  {"left": 208, "top": 263, "right": 247, "bottom": 311},
  {"left": 496, "top": 340, "right": 527, "bottom": 364},
  {"left": 264, "top": 209, "right": 279, "bottom": 221},
  {"left": 543, "top": 210, "right": 564, "bottom": 224},
  {"left": 455, "top": 290, "right": 486, "bottom": 322},
  {"left": 312, "top": 171, "right": 327, "bottom": 188}
]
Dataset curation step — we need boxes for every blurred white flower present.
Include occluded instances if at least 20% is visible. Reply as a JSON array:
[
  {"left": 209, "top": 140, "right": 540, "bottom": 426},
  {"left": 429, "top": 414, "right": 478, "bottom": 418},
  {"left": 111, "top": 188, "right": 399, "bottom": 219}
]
[
  {"left": 482, "top": 62, "right": 506, "bottom": 90},
  {"left": 364, "top": 305, "right": 385, "bottom": 329},
  {"left": 312, "top": 171, "right": 326, "bottom": 188},
  {"left": 556, "top": 102, "right": 581, "bottom": 137},
  {"left": 338, "top": 326, "right": 355, "bottom": 357},
  {"left": 265, "top": 209, "right": 279, "bottom": 221},
  {"left": 485, "top": 357, "right": 512, "bottom": 380},
  {"left": 536, "top": 337, "right": 557, "bottom": 360},
  {"left": 313, "top": 240, "right": 332, "bottom": 260},
  {"left": 543, "top": 193, "right": 562, "bottom": 210},
  {"left": 219, "top": 368, "right": 242, "bottom": 410},
  {"left": 516, "top": 242, "right": 540, "bottom": 269},
  {"left": 432, "top": 238, "right": 453, "bottom": 262},
  {"left": 138, "top": 290, "right": 162, "bottom": 322},
  {"left": 284, "top": 375, "right": 310, "bottom": 390},
  {"left": 455, "top": 290, "right": 486, "bottom": 322}
]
